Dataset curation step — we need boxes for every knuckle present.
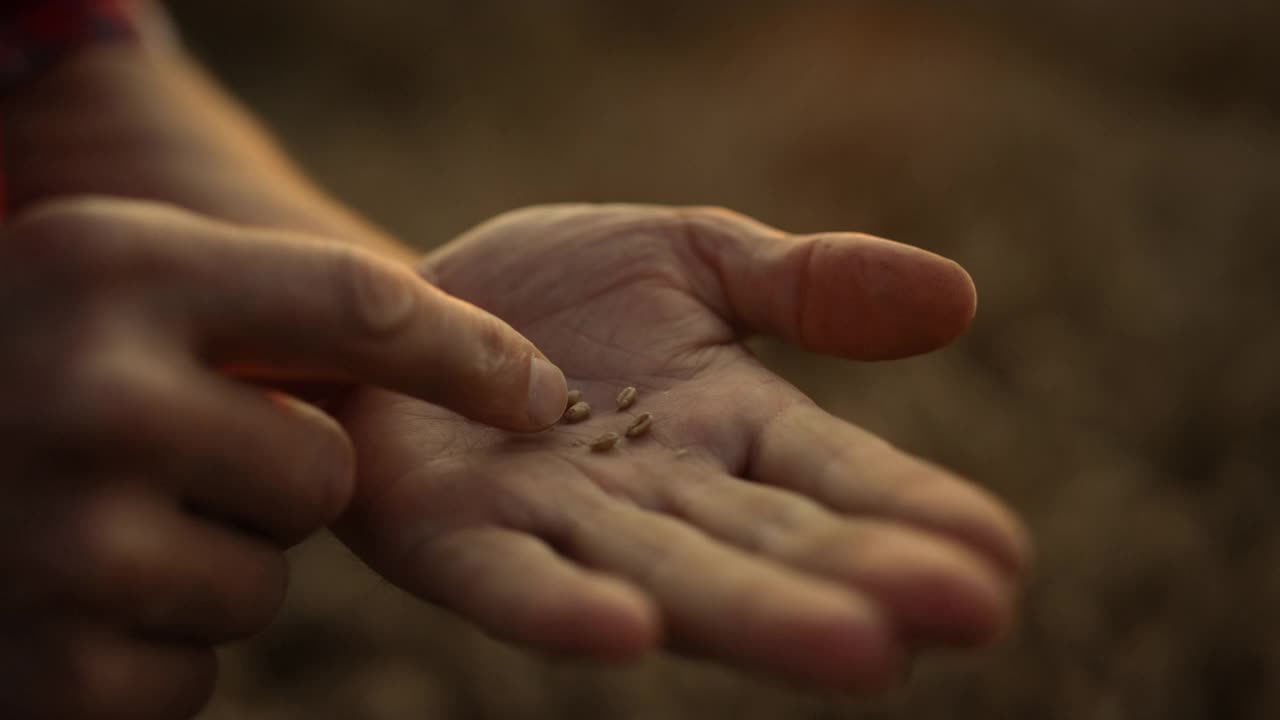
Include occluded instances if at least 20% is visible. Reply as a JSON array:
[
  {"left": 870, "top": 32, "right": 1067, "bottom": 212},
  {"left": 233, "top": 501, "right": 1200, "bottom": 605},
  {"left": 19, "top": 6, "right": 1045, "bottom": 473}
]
[
  {"left": 2, "top": 197, "right": 130, "bottom": 276},
  {"left": 674, "top": 204, "right": 748, "bottom": 232},
  {"left": 669, "top": 207, "right": 737, "bottom": 260},
  {"left": 0, "top": 608, "right": 215, "bottom": 720},
  {"left": 331, "top": 246, "right": 419, "bottom": 338},
  {"left": 64, "top": 491, "right": 163, "bottom": 596},
  {"left": 485, "top": 203, "right": 582, "bottom": 229},
  {"left": 59, "top": 636, "right": 127, "bottom": 717},
  {"left": 61, "top": 637, "right": 121, "bottom": 717},
  {"left": 58, "top": 349, "right": 173, "bottom": 449},
  {"left": 673, "top": 205, "right": 783, "bottom": 254},
  {"left": 58, "top": 488, "right": 288, "bottom": 643},
  {"left": 682, "top": 204, "right": 742, "bottom": 221},
  {"left": 467, "top": 311, "right": 518, "bottom": 379},
  {"left": 7, "top": 197, "right": 113, "bottom": 240},
  {"left": 64, "top": 636, "right": 216, "bottom": 720},
  {"left": 405, "top": 289, "right": 522, "bottom": 404},
  {"left": 179, "top": 547, "right": 286, "bottom": 643}
]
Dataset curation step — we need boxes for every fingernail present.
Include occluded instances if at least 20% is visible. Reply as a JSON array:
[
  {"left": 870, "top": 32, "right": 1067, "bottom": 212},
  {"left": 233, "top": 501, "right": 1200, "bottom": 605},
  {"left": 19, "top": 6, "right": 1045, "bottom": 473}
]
[{"left": 527, "top": 356, "right": 568, "bottom": 428}]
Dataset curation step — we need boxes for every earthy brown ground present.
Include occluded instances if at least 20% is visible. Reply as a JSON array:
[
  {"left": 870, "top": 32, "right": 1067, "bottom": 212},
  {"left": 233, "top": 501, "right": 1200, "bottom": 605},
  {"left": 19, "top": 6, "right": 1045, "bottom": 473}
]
[{"left": 168, "top": 2, "right": 1280, "bottom": 718}]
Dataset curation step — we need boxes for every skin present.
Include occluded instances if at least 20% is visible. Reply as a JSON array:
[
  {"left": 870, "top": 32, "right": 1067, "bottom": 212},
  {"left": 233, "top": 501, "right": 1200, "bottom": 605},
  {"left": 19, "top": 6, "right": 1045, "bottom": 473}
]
[
  {"left": 0, "top": 198, "right": 569, "bottom": 720},
  {"left": 1, "top": 22, "right": 1031, "bottom": 717},
  {"left": 335, "top": 204, "right": 1031, "bottom": 689},
  {"left": 1, "top": 30, "right": 568, "bottom": 720}
]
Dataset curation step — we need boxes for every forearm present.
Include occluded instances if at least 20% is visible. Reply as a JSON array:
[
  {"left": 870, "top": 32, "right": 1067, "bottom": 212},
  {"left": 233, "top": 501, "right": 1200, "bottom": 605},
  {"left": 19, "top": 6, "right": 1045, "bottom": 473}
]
[{"left": 1, "top": 6, "right": 416, "bottom": 263}]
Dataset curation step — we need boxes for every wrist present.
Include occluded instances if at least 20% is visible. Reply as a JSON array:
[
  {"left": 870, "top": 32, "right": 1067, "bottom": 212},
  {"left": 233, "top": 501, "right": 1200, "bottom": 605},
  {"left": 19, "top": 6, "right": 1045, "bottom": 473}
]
[{"left": 1, "top": 12, "right": 417, "bottom": 266}]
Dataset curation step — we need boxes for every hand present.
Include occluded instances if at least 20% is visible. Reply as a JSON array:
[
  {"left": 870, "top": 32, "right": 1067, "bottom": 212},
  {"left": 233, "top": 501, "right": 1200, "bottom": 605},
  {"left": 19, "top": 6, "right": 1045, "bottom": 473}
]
[
  {"left": 335, "top": 204, "right": 1031, "bottom": 690},
  {"left": 0, "top": 198, "right": 566, "bottom": 719}
]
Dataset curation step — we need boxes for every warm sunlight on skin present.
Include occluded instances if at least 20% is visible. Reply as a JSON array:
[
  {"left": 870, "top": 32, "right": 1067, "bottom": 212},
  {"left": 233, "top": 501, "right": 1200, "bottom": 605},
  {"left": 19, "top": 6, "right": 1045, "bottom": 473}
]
[{"left": 335, "top": 204, "right": 1030, "bottom": 690}]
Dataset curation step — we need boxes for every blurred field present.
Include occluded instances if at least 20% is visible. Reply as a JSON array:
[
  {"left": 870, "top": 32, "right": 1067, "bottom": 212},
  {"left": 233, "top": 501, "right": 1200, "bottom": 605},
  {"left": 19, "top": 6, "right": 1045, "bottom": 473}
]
[{"left": 169, "top": 2, "right": 1280, "bottom": 718}]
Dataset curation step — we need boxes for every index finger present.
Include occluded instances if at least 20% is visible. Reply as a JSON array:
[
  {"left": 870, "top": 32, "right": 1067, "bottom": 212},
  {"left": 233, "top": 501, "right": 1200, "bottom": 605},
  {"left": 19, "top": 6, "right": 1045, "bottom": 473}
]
[{"left": 68, "top": 200, "right": 568, "bottom": 431}]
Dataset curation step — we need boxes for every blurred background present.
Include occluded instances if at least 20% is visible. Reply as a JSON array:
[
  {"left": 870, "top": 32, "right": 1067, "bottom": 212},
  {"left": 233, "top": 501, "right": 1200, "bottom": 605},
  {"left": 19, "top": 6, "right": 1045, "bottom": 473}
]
[{"left": 168, "top": 1, "right": 1280, "bottom": 718}]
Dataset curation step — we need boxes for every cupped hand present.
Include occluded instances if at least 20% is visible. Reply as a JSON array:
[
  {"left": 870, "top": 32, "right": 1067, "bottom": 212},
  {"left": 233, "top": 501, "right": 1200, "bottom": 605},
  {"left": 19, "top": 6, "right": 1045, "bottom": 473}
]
[
  {"left": 335, "top": 205, "right": 1031, "bottom": 689},
  {"left": 0, "top": 197, "right": 564, "bottom": 719}
]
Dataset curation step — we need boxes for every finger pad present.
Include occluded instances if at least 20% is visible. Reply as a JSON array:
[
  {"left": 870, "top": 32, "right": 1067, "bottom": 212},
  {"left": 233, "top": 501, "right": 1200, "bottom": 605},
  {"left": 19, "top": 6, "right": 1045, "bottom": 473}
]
[
  {"left": 894, "top": 478, "right": 1035, "bottom": 577},
  {"left": 803, "top": 237, "right": 977, "bottom": 360},
  {"left": 526, "top": 578, "right": 660, "bottom": 660},
  {"left": 720, "top": 590, "right": 900, "bottom": 689},
  {"left": 839, "top": 530, "right": 1015, "bottom": 647},
  {"left": 774, "top": 617, "right": 900, "bottom": 690}
]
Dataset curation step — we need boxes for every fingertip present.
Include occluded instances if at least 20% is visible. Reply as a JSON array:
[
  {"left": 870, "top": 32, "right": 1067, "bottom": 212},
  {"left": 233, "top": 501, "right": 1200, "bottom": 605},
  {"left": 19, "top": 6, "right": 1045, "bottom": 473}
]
[
  {"left": 732, "top": 583, "right": 901, "bottom": 690},
  {"left": 796, "top": 235, "right": 980, "bottom": 361},
  {"left": 581, "top": 576, "right": 664, "bottom": 659},
  {"left": 526, "top": 356, "right": 569, "bottom": 430},
  {"left": 890, "top": 246, "right": 978, "bottom": 357},
  {"left": 533, "top": 575, "right": 661, "bottom": 660},
  {"left": 895, "top": 474, "right": 1035, "bottom": 579},
  {"left": 935, "top": 255, "right": 979, "bottom": 343},
  {"left": 840, "top": 524, "right": 1019, "bottom": 649},
  {"left": 947, "top": 255, "right": 979, "bottom": 323},
  {"left": 984, "top": 502, "right": 1034, "bottom": 579},
  {"left": 788, "top": 595, "right": 903, "bottom": 691}
]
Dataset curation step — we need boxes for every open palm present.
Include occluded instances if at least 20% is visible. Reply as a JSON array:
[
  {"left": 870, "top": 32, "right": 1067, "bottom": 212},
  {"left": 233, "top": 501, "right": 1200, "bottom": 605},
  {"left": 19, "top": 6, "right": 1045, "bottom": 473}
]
[{"left": 334, "top": 205, "right": 1029, "bottom": 689}]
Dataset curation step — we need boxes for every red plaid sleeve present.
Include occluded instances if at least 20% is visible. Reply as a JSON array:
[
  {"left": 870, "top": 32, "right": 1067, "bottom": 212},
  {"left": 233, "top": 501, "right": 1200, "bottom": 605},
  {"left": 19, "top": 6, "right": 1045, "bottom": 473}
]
[{"left": 1, "top": 0, "right": 142, "bottom": 94}]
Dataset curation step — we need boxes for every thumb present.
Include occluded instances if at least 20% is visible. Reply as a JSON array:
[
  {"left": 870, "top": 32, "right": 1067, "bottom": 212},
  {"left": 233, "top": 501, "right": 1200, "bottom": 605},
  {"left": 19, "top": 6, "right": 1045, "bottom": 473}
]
[{"left": 676, "top": 207, "right": 977, "bottom": 360}]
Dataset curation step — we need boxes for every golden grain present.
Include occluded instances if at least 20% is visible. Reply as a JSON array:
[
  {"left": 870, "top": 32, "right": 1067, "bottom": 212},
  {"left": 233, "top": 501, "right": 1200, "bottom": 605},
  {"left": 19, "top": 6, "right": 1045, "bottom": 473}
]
[
  {"left": 625, "top": 412, "right": 653, "bottom": 438},
  {"left": 564, "top": 401, "right": 591, "bottom": 423},
  {"left": 616, "top": 386, "right": 638, "bottom": 410},
  {"left": 589, "top": 432, "right": 620, "bottom": 451}
]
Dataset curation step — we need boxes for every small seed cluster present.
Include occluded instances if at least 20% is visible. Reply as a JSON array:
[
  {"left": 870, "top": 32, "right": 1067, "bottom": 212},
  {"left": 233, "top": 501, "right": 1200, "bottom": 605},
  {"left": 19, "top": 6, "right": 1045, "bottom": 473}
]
[{"left": 561, "top": 385, "right": 653, "bottom": 452}]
